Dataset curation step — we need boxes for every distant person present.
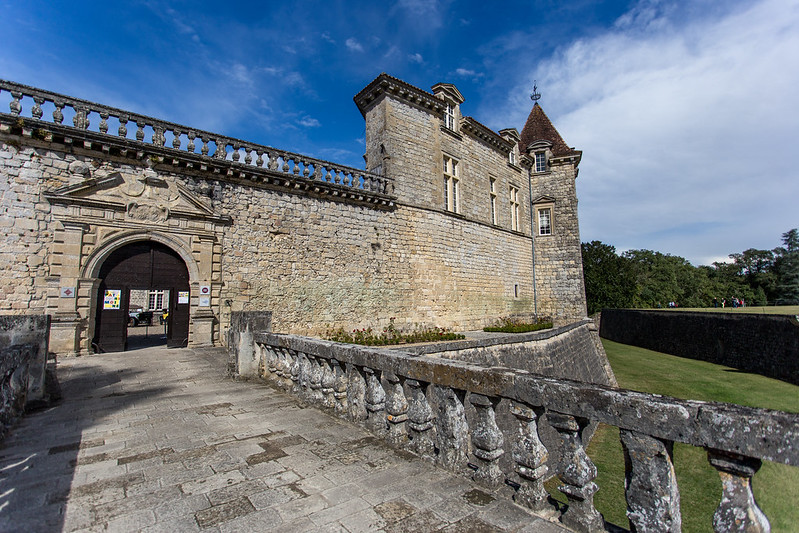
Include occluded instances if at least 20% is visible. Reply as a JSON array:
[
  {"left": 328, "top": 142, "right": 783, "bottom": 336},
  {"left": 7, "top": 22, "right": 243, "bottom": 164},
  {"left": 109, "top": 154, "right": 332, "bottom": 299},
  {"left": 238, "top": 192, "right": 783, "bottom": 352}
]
[
  {"left": 722, "top": 298, "right": 726, "bottom": 308},
  {"left": 713, "top": 297, "right": 718, "bottom": 308}
]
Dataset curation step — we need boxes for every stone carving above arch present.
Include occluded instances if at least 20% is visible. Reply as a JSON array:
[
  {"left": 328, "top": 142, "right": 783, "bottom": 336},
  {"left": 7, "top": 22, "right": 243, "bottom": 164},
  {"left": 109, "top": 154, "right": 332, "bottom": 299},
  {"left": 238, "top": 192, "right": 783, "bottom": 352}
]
[{"left": 44, "top": 165, "right": 231, "bottom": 227}]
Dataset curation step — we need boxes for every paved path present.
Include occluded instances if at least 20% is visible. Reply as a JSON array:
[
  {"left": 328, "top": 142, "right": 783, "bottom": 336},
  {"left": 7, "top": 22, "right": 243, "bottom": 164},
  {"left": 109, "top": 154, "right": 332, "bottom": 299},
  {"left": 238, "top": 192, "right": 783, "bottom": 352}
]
[{"left": 0, "top": 346, "right": 565, "bottom": 532}]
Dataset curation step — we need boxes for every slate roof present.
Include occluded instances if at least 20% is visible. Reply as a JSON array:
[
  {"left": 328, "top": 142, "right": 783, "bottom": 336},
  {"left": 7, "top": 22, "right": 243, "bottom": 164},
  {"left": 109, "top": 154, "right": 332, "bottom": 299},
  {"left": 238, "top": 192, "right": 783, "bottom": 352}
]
[{"left": 519, "top": 103, "right": 576, "bottom": 157}]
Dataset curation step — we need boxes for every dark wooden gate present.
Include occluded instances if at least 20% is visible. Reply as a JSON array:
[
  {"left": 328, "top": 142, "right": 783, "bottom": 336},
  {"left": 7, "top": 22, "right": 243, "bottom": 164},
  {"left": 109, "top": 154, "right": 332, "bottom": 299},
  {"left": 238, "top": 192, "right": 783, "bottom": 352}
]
[{"left": 93, "top": 242, "right": 190, "bottom": 352}]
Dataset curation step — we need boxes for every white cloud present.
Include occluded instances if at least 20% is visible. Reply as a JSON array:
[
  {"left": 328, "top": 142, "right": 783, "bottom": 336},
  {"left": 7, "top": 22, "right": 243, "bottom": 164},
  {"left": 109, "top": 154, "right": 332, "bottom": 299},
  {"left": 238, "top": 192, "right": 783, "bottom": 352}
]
[
  {"left": 409, "top": 53, "right": 424, "bottom": 64},
  {"left": 346, "top": 38, "right": 364, "bottom": 52},
  {"left": 298, "top": 116, "right": 321, "bottom": 128},
  {"left": 491, "top": 0, "right": 799, "bottom": 264}
]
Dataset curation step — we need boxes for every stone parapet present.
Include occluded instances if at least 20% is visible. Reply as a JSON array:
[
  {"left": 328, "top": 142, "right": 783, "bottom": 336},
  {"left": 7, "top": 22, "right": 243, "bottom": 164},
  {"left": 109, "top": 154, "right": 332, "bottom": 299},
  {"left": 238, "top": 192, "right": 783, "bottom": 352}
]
[{"left": 234, "top": 330, "right": 798, "bottom": 532}]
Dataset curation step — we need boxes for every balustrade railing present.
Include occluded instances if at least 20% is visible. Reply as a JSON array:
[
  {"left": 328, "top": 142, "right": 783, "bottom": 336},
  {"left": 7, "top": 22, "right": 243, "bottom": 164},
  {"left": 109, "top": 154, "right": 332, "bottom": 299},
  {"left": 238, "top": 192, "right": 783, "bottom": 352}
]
[
  {"left": 244, "top": 332, "right": 797, "bottom": 533},
  {"left": 0, "top": 79, "right": 394, "bottom": 197}
]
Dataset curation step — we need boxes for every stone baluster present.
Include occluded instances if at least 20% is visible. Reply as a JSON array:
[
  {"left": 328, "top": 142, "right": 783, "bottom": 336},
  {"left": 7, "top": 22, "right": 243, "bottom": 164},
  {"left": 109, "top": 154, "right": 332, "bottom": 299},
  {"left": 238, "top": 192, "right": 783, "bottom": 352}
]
[
  {"left": 172, "top": 130, "right": 182, "bottom": 149},
  {"left": 201, "top": 137, "right": 209, "bottom": 156},
  {"left": 118, "top": 115, "right": 128, "bottom": 137},
  {"left": 214, "top": 140, "right": 227, "bottom": 160},
  {"left": 347, "top": 363, "right": 367, "bottom": 422},
  {"left": 548, "top": 412, "right": 604, "bottom": 533},
  {"left": 469, "top": 394, "right": 505, "bottom": 488},
  {"left": 255, "top": 150, "right": 264, "bottom": 167},
  {"left": 73, "top": 105, "right": 89, "bottom": 129},
  {"left": 406, "top": 379, "right": 435, "bottom": 459},
  {"left": 292, "top": 158, "right": 300, "bottom": 176},
  {"left": 53, "top": 101, "right": 65, "bottom": 124},
  {"left": 620, "top": 430, "right": 681, "bottom": 532},
  {"left": 324, "top": 166, "right": 332, "bottom": 183},
  {"left": 384, "top": 372, "right": 408, "bottom": 447},
  {"left": 287, "top": 349, "right": 300, "bottom": 391},
  {"left": 364, "top": 367, "right": 387, "bottom": 436},
  {"left": 295, "top": 353, "right": 310, "bottom": 398},
  {"left": 707, "top": 449, "right": 769, "bottom": 533},
  {"left": 153, "top": 126, "right": 165, "bottom": 147},
  {"left": 281, "top": 156, "right": 290, "bottom": 173},
  {"left": 135, "top": 121, "right": 145, "bottom": 142},
  {"left": 435, "top": 386, "right": 469, "bottom": 472},
  {"left": 98, "top": 112, "right": 109, "bottom": 134},
  {"left": 268, "top": 151, "right": 279, "bottom": 171},
  {"left": 31, "top": 97, "right": 44, "bottom": 120},
  {"left": 265, "top": 345, "right": 278, "bottom": 379},
  {"left": 9, "top": 91, "right": 22, "bottom": 116},
  {"left": 312, "top": 164, "right": 322, "bottom": 181},
  {"left": 232, "top": 144, "right": 241, "bottom": 162},
  {"left": 187, "top": 131, "right": 196, "bottom": 152},
  {"left": 332, "top": 360, "right": 348, "bottom": 416},
  {"left": 302, "top": 160, "right": 310, "bottom": 178},
  {"left": 307, "top": 354, "right": 324, "bottom": 404},
  {"left": 244, "top": 147, "right": 253, "bottom": 165},
  {"left": 320, "top": 358, "right": 336, "bottom": 409},
  {"left": 509, "top": 402, "right": 549, "bottom": 512}
]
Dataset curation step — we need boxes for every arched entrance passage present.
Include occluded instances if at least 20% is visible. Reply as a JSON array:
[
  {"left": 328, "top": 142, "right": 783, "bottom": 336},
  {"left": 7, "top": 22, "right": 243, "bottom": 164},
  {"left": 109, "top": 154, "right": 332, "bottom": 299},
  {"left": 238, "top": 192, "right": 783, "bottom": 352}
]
[{"left": 93, "top": 241, "right": 190, "bottom": 352}]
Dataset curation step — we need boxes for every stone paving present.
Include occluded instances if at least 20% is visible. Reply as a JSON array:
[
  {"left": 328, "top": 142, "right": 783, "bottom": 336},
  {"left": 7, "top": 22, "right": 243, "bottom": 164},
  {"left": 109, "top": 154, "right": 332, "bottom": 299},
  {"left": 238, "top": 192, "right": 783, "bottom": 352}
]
[{"left": 0, "top": 345, "right": 566, "bottom": 532}]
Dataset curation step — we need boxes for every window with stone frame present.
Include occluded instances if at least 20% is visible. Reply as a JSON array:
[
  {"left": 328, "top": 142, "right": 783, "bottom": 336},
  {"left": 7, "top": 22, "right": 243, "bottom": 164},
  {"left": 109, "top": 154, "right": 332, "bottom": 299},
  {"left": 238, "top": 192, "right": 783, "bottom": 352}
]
[
  {"left": 444, "top": 103, "right": 456, "bottom": 130},
  {"left": 509, "top": 185, "right": 520, "bottom": 231},
  {"left": 443, "top": 155, "right": 460, "bottom": 213},
  {"left": 489, "top": 177, "right": 497, "bottom": 225},
  {"left": 537, "top": 206, "right": 553, "bottom": 236},
  {"left": 534, "top": 152, "right": 547, "bottom": 173},
  {"left": 509, "top": 147, "right": 517, "bottom": 166}
]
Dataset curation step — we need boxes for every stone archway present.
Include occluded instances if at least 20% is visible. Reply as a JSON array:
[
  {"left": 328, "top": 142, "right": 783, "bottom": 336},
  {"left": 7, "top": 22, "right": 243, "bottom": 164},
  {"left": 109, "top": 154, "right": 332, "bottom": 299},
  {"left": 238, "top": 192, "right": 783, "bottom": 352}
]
[{"left": 91, "top": 240, "right": 191, "bottom": 352}]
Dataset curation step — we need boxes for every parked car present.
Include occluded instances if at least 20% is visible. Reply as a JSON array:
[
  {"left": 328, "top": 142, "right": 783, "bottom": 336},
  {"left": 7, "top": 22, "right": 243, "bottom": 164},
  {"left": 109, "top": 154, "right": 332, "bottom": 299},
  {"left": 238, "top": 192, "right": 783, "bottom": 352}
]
[{"left": 128, "top": 309, "right": 154, "bottom": 327}]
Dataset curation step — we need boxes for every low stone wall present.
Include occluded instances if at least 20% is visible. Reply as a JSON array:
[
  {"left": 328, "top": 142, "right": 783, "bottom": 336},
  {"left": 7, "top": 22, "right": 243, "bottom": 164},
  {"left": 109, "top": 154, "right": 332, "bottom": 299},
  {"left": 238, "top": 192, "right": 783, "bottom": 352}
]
[
  {"left": 0, "top": 315, "right": 51, "bottom": 437},
  {"left": 229, "top": 324, "right": 798, "bottom": 532},
  {"left": 404, "top": 319, "right": 616, "bottom": 388},
  {"left": 599, "top": 309, "right": 799, "bottom": 385}
]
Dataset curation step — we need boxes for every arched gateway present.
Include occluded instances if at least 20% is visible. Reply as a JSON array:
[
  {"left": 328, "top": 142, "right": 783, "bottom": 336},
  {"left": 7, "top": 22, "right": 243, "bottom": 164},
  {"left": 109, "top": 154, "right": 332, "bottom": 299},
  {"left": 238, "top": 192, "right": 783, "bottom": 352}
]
[{"left": 93, "top": 241, "right": 190, "bottom": 352}]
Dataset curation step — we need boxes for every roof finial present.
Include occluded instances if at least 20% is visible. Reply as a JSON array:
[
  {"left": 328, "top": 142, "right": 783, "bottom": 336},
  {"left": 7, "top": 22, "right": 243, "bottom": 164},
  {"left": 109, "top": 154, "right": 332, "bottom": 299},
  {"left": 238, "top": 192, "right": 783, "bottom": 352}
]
[{"left": 530, "top": 81, "right": 541, "bottom": 104}]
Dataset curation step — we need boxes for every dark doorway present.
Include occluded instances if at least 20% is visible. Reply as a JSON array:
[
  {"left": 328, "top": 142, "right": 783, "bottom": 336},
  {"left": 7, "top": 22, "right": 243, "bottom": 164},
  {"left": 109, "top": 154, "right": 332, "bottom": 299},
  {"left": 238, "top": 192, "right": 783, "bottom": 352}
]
[{"left": 93, "top": 241, "right": 190, "bottom": 353}]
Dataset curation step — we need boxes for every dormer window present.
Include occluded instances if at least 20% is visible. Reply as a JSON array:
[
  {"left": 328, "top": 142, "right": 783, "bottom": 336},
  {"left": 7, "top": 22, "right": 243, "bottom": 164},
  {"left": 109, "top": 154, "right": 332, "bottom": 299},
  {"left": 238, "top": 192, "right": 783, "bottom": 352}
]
[
  {"left": 534, "top": 152, "right": 547, "bottom": 173},
  {"left": 444, "top": 103, "right": 455, "bottom": 130},
  {"left": 509, "top": 148, "right": 517, "bottom": 166}
]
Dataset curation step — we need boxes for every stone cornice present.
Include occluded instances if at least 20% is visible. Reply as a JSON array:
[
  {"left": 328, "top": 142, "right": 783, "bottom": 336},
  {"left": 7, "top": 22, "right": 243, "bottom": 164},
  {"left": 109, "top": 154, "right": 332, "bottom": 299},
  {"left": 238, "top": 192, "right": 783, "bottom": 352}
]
[
  {"left": 460, "top": 117, "right": 515, "bottom": 153},
  {"left": 354, "top": 73, "right": 445, "bottom": 117}
]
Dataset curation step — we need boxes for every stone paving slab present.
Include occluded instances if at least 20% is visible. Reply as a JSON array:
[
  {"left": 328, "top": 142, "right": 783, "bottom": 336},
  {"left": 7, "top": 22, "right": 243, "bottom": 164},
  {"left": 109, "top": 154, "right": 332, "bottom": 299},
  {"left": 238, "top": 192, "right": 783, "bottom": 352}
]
[{"left": 0, "top": 346, "right": 567, "bottom": 532}]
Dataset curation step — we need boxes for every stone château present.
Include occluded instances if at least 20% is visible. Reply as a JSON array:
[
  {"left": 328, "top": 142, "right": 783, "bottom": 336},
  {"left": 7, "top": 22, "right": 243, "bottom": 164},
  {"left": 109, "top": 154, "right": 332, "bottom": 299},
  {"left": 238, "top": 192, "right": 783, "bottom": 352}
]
[{"left": 0, "top": 74, "right": 586, "bottom": 356}]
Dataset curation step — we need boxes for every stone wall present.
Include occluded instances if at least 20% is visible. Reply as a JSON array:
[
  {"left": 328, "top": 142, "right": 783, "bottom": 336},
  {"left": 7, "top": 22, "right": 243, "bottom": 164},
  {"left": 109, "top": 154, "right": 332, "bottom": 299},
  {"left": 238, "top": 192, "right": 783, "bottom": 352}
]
[
  {"left": 600, "top": 309, "right": 799, "bottom": 385},
  {"left": 0, "top": 315, "right": 50, "bottom": 437}
]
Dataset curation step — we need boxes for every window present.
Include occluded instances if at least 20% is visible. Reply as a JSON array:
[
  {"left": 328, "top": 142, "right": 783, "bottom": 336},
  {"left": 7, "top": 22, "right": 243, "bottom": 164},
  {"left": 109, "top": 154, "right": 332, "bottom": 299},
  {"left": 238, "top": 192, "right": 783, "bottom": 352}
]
[
  {"left": 444, "top": 103, "right": 455, "bottom": 130},
  {"left": 509, "top": 148, "right": 517, "bottom": 166},
  {"left": 538, "top": 207, "right": 552, "bottom": 235},
  {"left": 534, "top": 152, "right": 547, "bottom": 173},
  {"left": 489, "top": 178, "right": 497, "bottom": 225},
  {"left": 148, "top": 290, "right": 166, "bottom": 311},
  {"left": 509, "top": 185, "right": 520, "bottom": 231},
  {"left": 443, "top": 155, "right": 459, "bottom": 213}
]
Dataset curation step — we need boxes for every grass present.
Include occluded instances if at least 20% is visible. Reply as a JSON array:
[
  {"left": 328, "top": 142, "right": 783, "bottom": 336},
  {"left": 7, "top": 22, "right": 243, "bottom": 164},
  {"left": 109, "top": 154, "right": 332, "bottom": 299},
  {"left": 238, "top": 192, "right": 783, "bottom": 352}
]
[
  {"left": 660, "top": 305, "right": 799, "bottom": 315},
  {"left": 586, "top": 340, "right": 799, "bottom": 532}
]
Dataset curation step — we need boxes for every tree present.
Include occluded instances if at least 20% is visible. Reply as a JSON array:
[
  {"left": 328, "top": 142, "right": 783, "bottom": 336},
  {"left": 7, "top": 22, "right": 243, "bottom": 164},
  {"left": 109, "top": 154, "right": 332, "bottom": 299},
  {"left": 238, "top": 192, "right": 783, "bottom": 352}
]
[
  {"left": 773, "top": 229, "right": 799, "bottom": 304},
  {"left": 581, "top": 241, "right": 637, "bottom": 314}
]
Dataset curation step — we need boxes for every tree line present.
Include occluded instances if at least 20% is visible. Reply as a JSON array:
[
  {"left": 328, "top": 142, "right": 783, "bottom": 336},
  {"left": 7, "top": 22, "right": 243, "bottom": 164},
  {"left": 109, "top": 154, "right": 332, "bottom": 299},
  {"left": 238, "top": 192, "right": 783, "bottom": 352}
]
[{"left": 581, "top": 229, "right": 799, "bottom": 315}]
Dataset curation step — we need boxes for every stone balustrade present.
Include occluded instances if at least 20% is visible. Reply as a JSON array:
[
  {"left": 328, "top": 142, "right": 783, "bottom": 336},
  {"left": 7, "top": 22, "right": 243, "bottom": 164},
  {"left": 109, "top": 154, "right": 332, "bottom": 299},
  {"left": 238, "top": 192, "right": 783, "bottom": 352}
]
[
  {"left": 244, "top": 332, "right": 798, "bottom": 532},
  {"left": 0, "top": 79, "right": 394, "bottom": 200}
]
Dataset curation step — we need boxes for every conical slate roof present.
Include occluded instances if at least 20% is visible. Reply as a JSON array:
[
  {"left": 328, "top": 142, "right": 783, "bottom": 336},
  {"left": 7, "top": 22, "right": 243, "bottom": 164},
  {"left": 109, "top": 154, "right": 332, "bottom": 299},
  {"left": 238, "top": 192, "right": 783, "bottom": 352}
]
[{"left": 519, "top": 103, "right": 574, "bottom": 156}]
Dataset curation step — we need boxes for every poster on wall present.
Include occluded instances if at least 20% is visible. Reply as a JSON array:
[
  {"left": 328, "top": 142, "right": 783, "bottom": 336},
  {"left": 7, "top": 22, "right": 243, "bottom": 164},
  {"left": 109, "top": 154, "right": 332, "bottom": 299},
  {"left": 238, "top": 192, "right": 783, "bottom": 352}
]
[
  {"left": 103, "top": 289, "right": 121, "bottom": 310},
  {"left": 178, "top": 291, "right": 189, "bottom": 304}
]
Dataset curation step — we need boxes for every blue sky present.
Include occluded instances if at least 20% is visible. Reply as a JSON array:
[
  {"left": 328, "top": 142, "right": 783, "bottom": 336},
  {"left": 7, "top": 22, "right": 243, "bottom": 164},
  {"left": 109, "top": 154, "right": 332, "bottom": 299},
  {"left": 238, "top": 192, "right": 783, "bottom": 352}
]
[{"left": 2, "top": 0, "right": 797, "bottom": 266}]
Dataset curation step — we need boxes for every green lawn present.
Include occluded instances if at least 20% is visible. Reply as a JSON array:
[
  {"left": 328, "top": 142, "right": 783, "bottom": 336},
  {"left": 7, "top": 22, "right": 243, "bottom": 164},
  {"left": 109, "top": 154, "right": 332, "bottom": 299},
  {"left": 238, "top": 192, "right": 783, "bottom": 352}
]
[{"left": 586, "top": 340, "right": 799, "bottom": 532}]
